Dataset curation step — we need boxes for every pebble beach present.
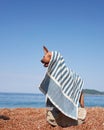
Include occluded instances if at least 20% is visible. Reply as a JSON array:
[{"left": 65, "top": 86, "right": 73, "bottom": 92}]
[{"left": 0, "top": 107, "right": 104, "bottom": 130}]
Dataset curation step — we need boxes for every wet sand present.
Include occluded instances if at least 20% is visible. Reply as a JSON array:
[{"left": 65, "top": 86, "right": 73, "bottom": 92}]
[{"left": 0, "top": 107, "right": 104, "bottom": 130}]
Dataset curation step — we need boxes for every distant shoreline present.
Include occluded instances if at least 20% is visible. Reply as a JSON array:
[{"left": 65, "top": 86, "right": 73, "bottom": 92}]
[
  {"left": 0, "top": 88, "right": 104, "bottom": 95},
  {"left": 83, "top": 89, "right": 104, "bottom": 95}
]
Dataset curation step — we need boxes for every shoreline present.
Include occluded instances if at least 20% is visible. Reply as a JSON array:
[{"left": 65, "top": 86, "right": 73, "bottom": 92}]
[{"left": 0, "top": 107, "right": 104, "bottom": 130}]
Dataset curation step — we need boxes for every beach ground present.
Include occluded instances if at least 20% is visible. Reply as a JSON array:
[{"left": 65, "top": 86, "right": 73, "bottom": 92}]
[{"left": 0, "top": 107, "right": 104, "bottom": 130}]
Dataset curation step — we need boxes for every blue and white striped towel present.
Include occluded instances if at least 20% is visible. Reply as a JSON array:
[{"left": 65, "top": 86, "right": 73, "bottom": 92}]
[{"left": 39, "top": 51, "right": 83, "bottom": 120}]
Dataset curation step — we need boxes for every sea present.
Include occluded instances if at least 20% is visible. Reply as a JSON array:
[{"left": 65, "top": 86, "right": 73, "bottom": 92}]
[{"left": 0, "top": 93, "right": 104, "bottom": 108}]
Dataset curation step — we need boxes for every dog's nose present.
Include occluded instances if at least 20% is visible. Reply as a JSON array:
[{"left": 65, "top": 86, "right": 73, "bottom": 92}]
[{"left": 41, "top": 59, "right": 44, "bottom": 63}]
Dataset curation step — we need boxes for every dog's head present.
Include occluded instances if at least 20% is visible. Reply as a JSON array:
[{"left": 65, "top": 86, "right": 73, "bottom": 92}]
[{"left": 41, "top": 46, "right": 52, "bottom": 67}]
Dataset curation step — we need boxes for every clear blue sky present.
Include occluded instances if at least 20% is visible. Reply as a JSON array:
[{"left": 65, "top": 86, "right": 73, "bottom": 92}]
[{"left": 0, "top": 0, "right": 104, "bottom": 93}]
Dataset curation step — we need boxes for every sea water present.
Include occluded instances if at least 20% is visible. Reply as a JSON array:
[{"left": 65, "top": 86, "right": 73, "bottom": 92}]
[
  {"left": 0, "top": 92, "right": 104, "bottom": 108},
  {"left": 0, "top": 93, "right": 45, "bottom": 108}
]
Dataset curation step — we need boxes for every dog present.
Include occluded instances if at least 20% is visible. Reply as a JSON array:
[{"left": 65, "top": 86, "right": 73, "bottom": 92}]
[
  {"left": 41, "top": 46, "right": 84, "bottom": 108},
  {"left": 41, "top": 46, "right": 52, "bottom": 67}
]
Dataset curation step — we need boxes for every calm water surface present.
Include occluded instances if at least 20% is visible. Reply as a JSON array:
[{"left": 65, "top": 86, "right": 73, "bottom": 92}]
[{"left": 0, "top": 93, "right": 104, "bottom": 108}]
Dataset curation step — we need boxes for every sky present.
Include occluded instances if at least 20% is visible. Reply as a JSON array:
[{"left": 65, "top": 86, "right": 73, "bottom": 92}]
[{"left": 0, "top": 0, "right": 104, "bottom": 93}]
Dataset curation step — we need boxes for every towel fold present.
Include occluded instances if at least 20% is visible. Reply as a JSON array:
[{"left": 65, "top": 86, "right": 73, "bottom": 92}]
[{"left": 40, "top": 51, "right": 83, "bottom": 120}]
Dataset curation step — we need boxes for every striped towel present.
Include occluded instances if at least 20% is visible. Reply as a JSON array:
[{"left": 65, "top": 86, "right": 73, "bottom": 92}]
[{"left": 39, "top": 51, "right": 83, "bottom": 120}]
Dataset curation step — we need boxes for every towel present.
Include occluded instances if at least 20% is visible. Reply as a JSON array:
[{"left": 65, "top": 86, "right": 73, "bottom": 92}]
[{"left": 39, "top": 51, "right": 83, "bottom": 120}]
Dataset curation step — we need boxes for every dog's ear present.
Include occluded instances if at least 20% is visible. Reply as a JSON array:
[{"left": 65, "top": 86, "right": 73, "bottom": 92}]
[{"left": 43, "top": 46, "right": 49, "bottom": 54}]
